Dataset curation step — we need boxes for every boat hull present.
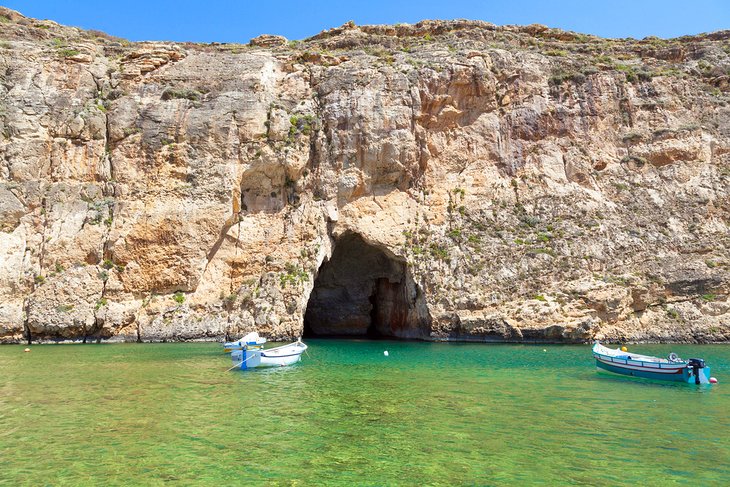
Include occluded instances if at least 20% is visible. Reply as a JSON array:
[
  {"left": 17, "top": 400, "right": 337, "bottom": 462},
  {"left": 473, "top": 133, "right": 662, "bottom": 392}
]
[
  {"left": 595, "top": 359, "right": 710, "bottom": 383},
  {"left": 231, "top": 341, "right": 307, "bottom": 369},
  {"left": 592, "top": 343, "right": 711, "bottom": 384}
]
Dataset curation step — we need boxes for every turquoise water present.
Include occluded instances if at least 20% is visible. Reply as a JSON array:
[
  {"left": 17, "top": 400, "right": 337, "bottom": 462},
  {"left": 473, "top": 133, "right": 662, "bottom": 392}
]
[{"left": 0, "top": 340, "right": 728, "bottom": 485}]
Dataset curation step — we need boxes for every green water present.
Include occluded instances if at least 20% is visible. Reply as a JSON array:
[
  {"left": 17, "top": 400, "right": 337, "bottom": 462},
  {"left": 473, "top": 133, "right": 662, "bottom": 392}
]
[{"left": 1, "top": 341, "right": 728, "bottom": 486}]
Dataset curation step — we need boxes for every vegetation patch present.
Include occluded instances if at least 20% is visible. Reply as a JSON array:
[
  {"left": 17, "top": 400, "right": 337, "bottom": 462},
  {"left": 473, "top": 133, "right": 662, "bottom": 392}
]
[
  {"left": 429, "top": 243, "right": 449, "bottom": 261},
  {"left": 288, "top": 114, "right": 317, "bottom": 139},
  {"left": 519, "top": 214, "right": 541, "bottom": 228},
  {"left": 621, "top": 132, "right": 645, "bottom": 144},
  {"left": 529, "top": 247, "right": 556, "bottom": 257},
  {"left": 549, "top": 69, "right": 586, "bottom": 86},
  {"left": 620, "top": 155, "right": 648, "bottom": 167},
  {"left": 665, "top": 307, "right": 680, "bottom": 320},
  {"left": 279, "top": 262, "right": 308, "bottom": 288},
  {"left": 614, "top": 63, "right": 653, "bottom": 83},
  {"left": 58, "top": 48, "right": 80, "bottom": 58},
  {"left": 161, "top": 88, "right": 203, "bottom": 102}
]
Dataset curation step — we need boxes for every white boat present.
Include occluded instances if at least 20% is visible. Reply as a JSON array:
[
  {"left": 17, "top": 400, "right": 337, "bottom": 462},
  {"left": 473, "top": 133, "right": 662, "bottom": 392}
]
[
  {"left": 230, "top": 340, "right": 308, "bottom": 369},
  {"left": 223, "top": 331, "right": 267, "bottom": 353}
]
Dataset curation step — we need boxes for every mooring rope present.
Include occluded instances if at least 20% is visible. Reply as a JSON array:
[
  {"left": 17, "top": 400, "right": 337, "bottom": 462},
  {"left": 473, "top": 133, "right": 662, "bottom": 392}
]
[{"left": 226, "top": 352, "right": 257, "bottom": 371}]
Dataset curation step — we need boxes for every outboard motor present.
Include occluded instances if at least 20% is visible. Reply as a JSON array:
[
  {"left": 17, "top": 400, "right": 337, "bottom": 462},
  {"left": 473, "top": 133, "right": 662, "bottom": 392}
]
[{"left": 688, "top": 358, "right": 706, "bottom": 385}]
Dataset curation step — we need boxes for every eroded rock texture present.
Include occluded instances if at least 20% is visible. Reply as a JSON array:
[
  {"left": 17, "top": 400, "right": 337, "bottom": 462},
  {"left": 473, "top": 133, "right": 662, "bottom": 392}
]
[{"left": 0, "top": 9, "right": 729, "bottom": 343}]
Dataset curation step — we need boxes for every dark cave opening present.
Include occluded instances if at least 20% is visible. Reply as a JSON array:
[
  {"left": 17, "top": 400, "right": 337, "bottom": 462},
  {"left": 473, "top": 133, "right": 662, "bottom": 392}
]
[
  {"left": 367, "top": 288, "right": 379, "bottom": 338},
  {"left": 303, "top": 232, "right": 431, "bottom": 339}
]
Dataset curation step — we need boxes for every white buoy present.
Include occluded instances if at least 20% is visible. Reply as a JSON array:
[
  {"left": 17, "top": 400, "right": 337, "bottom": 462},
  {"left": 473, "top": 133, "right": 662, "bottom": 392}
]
[
  {"left": 24, "top": 348, "right": 30, "bottom": 353},
  {"left": 383, "top": 351, "right": 389, "bottom": 357},
  {"left": 543, "top": 349, "right": 547, "bottom": 352}
]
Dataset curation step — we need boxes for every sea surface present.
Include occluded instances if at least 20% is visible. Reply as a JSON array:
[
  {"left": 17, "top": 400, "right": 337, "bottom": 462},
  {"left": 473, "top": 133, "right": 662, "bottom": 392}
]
[{"left": 1, "top": 340, "right": 728, "bottom": 486}]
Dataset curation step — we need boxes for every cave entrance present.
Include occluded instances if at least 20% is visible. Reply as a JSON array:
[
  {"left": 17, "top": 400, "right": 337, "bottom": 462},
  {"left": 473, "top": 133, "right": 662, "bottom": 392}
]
[{"left": 303, "top": 232, "right": 431, "bottom": 339}]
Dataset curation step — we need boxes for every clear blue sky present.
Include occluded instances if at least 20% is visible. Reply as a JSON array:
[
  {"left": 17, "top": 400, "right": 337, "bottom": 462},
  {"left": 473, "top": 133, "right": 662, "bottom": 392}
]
[{"left": 3, "top": 0, "right": 729, "bottom": 43}]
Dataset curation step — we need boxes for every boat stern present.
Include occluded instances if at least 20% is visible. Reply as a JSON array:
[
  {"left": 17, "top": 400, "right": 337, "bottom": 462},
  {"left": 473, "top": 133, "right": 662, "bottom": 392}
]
[{"left": 686, "top": 358, "right": 711, "bottom": 384}]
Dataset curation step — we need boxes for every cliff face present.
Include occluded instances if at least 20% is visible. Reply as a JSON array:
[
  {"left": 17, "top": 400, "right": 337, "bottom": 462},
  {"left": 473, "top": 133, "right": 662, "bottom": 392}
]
[{"left": 1, "top": 10, "right": 729, "bottom": 344}]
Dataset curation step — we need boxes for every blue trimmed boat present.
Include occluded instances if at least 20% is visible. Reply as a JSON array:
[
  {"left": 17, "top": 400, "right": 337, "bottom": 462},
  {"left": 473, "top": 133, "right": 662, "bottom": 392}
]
[
  {"left": 230, "top": 340, "right": 307, "bottom": 369},
  {"left": 223, "top": 331, "right": 308, "bottom": 370},
  {"left": 223, "top": 331, "right": 267, "bottom": 353},
  {"left": 592, "top": 342, "right": 712, "bottom": 384}
]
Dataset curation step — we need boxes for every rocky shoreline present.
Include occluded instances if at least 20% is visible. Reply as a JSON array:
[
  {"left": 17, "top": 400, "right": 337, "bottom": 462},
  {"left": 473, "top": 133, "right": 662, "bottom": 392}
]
[{"left": 0, "top": 8, "right": 728, "bottom": 344}]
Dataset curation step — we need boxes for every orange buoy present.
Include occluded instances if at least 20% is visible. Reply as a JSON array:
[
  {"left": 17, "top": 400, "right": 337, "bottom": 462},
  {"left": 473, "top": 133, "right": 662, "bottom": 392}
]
[{"left": 621, "top": 346, "right": 628, "bottom": 352}]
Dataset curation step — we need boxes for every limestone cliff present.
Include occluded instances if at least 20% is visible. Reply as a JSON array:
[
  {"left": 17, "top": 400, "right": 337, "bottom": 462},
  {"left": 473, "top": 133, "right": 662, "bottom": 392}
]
[{"left": 1, "top": 9, "right": 729, "bottom": 343}]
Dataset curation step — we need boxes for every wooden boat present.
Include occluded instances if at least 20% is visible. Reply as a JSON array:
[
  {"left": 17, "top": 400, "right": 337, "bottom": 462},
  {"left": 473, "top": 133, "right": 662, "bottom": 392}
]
[
  {"left": 230, "top": 340, "right": 308, "bottom": 369},
  {"left": 592, "top": 342, "right": 711, "bottom": 384}
]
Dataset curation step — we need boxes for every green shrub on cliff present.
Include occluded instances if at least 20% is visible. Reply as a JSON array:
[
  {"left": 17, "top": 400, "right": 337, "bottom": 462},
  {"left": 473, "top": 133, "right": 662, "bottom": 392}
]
[
  {"left": 279, "top": 262, "right": 308, "bottom": 288},
  {"left": 614, "top": 63, "right": 653, "bottom": 83},
  {"left": 288, "top": 115, "right": 317, "bottom": 139},
  {"left": 161, "top": 88, "right": 202, "bottom": 102},
  {"left": 549, "top": 69, "right": 586, "bottom": 85},
  {"left": 429, "top": 243, "right": 449, "bottom": 261},
  {"left": 665, "top": 307, "right": 680, "bottom": 320},
  {"left": 58, "top": 48, "right": 80, "bottom": 58}
]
